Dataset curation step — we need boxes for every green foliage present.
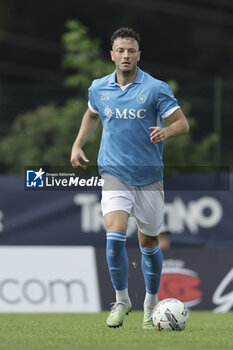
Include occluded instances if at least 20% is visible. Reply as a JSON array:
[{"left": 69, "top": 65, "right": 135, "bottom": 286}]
[
  {"left": 62, "top": 20, "right": 113, "bottom": 93},
  {"left": 163, "top": 123, "right": 218, "bottom": 173},
  {"left": 0, "top": 21, "right": 218, "bottom": 174},
  {"left": 163, "top": 115, "right": 218, "bottom": 169},
  {"left": 0, "top": 100, "right": 85, "bottom": 173},
  {"left": 0, "top": 20, "right": 108, "bottom": 174},
  {"left": 164, "top": 81, "right": 218, "bottom": 170}
]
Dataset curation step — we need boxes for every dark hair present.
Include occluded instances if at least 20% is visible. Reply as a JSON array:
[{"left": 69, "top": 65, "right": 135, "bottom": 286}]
[{"left": 111, "top": 27, "right": 141, "bottom": 48}]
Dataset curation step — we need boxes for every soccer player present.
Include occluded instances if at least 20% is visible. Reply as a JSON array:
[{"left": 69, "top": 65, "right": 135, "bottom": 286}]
[{"left": 70, "top": 28, "right": 189, "bottom": 329}]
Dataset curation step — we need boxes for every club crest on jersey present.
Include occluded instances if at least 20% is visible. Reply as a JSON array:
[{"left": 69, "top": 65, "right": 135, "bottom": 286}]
[{"left": 137, "top": 94, "right": 146, "bottom": 103}]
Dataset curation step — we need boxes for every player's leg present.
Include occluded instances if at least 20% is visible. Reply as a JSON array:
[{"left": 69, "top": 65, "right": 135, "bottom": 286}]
[
  {"left": 105, "top": 210, "right": 131, "bottom": 303},
  {"left": 133, "top": 181, "right": 164, "bottom": 329},
  {"left": 101, "top": 175, "right": 134, "bottom": 327},
  {"left": 138, "top": 230, "right": 163, "bottom": 329},
  {"left": 104, "top": 210, "right": 132, "bottom": 327}
]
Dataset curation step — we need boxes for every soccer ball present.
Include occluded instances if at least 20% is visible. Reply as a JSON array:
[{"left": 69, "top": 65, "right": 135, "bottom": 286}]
[{"left": 152, "top": 298, "right": 189, "bottom": 331}]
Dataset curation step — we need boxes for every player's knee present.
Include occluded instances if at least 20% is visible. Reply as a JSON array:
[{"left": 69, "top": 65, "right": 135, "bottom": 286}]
[
  {"left": 139, "top": 234, "right": 159, "bottom": 248},
  {"left": 104, "top": 212, "right": 128, "bottom": 232},
  {"left": 106, "top": 223, "right": 127, "bottom": 232}
]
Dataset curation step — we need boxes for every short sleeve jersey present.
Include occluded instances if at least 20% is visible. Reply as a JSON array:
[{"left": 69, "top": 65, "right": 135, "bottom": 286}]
[{"left": 88, "top": 67, "right": 180, "bottom": 186}]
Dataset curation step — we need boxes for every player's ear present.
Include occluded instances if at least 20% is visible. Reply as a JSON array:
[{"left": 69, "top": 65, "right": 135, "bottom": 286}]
[
  {"left": 138, "top": 51, "right": 141, "bottom": 62},
  {"left": 110, "top": 50, "right": 114, "bottom": 62}
]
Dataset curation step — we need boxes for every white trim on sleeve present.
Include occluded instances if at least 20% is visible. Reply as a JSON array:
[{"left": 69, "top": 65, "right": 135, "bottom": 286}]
[
  {"left": 88, "top": 100, "right": 99, "bottom": 115},
  {"left": 162, "top": 106, "right": 180, "bottom": 119}
]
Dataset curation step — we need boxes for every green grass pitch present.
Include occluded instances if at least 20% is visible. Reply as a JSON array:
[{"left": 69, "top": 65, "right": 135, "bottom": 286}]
[{"left": 0, "top": 311, "right": 232, "bottom": 350}]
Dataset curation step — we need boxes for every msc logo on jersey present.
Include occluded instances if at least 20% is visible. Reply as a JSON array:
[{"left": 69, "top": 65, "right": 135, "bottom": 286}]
[
  {"left": 104, "top": 106, "right": 114, "bottom": 119},
  {"left": 104, "top": 107, "right": 146, "bottom": 120},
  {"left": 26, "top": 168, "right": 45, "bottom": 187}
]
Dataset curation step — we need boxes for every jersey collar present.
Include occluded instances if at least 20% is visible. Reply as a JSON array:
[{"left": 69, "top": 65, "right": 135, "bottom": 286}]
[{"left": 108, "top": 67, "right": 144, "bottom": 85}]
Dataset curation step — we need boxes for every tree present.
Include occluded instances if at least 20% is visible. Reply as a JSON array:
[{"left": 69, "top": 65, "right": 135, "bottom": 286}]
[
  {"left": 163, "top": 81, "right": 217, "bottom": 172},
  {"left": 0, "top": 20, "right": 217, "bottom": 174},
  {"left": 0, "top": 20, "right": 111, "bottom": 173},
  {"left": 0, "top": 100, "right": 83, "bottom": 173},
  {"left": 62, "top": 20, "right": 113, "bottom": 93}
]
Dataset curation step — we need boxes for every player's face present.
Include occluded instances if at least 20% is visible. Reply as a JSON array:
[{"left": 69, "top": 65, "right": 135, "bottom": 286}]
[{"left": 110, "top": 37, "right": 141, "bottom": 75}]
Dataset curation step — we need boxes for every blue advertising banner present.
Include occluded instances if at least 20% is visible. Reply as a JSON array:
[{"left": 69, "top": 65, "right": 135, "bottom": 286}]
[
  {"left": 96, "top": 247, "right": 233, "bottom": 311},
  {"left": 0, "top": 174, "right": 232, "bottom": 247}
]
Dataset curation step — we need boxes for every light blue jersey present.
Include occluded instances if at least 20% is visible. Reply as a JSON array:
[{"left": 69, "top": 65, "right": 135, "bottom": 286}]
[{"left": 88, "top": 67, "right": 180, "bottom": 186}]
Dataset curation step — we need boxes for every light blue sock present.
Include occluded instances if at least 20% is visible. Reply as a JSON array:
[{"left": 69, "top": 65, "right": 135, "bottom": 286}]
[
  {"left": 140, "top": 244, "right": 163, "bottom": 294},
  {"left": 106, "top": 231, "right": 128, "bottom": 290}
]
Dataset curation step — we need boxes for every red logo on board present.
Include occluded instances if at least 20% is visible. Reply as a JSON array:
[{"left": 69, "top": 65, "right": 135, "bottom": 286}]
[{"left": 158, "top": 261, "right": 202, "bottom": 307}]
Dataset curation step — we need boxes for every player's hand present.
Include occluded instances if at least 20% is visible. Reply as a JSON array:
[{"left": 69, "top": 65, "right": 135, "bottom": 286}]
[
  {"left": 70, "top": 147, "right": 89, "bottom": 169},
  {"left": 149, "top": 126, "right": 168, "bottom": 143}
]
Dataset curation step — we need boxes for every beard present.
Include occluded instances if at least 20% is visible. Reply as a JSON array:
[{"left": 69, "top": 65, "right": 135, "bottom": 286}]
[{"left": 120, "top": 65, "right": 137, "bottom": 76}]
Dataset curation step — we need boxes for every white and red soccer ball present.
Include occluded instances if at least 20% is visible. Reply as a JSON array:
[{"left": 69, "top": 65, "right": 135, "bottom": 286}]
[{"left": 152, "top": 298, "right": 189, "bottom": 331}]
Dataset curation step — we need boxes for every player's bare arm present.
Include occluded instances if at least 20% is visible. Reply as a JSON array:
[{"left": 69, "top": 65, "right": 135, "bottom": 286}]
[
  {"left": 149, "top": 109, "right": 189, "bottom": 144},
  {"left": 70, "top": 108, "right": 100, "bottom": 169}
]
